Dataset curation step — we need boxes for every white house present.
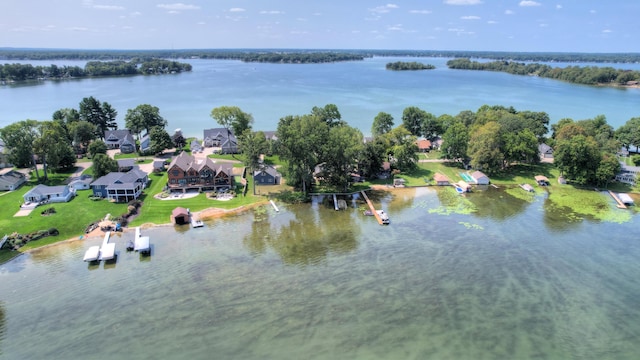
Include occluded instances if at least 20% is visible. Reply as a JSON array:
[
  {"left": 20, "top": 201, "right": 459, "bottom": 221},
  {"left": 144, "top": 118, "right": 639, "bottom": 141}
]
[
  {"left": 23, "top": 184, "right": 75, "bottom": 204},
  {"left": 0, "top": 170, "right": 27, "bottom": 191}
]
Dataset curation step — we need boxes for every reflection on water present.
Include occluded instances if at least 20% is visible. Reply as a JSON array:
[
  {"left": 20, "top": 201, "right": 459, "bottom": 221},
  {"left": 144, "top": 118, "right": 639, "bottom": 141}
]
[{"left": 0, "top": 189, "right": 639, "bottom": 359}]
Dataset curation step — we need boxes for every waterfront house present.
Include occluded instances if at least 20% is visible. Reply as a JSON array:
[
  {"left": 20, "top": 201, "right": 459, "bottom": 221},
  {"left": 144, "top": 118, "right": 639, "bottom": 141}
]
[
  {"left": 254, "top": 166, "right": 280, "bottom": 185},
  {"left": 23, "top": 184, "right": 75, "bottom": 204},
  {"left": 434, "top": 173, "right": 450, "bottom": 186},
  {"left": 153, "top": 160, "right": 165, "bottom": 173},
  {"left": 90, "top": 169, "right": 149, "bottom": 202},
  {"left": 203, "top": 128, "right": 239, "bottom": 154},
  {"left": 616, "top": 163, "right": 639, "bottom": 185},
  {"left": 191, "top": 139, "right": 203, "bottom": 153},
  {"left": 471, "top": 171, "right": 490, "bottom": 185},
  {"left": 104, "top": 129, "right": 136, "bottom": 153},
  {"left": 167, "top": 151, "right": 234, "bottom": 192},
  {"left": 0, "top": 170, "right": 27, "bottom": 191}
]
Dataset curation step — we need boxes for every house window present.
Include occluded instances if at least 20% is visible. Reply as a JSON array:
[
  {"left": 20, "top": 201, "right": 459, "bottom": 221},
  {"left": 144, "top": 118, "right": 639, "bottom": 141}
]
[{"left": 172, "top": 170, "right": 180, "bottom": 176}]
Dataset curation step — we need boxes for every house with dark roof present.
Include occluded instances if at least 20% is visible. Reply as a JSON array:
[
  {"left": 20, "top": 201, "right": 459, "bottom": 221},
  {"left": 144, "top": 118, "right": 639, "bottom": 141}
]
[
  {"left": 203, "top": 128, "right": 239, "bottom": 154},
  {"left": 254, "top": 166, "right": 280, "bottom": 185},
  {"left": 153, "top": 160, "right": 166, "bottom": 173},
  {"left": 0, "top": 170, "right": 27, "bottom": 191},
  {"left": 167, "top": 151, "right": 234, "bottom": 192},
  {"left": 171, "top": 207, "right": 190, "bottom": 225},
  {"left": 90, "top": 168, "right": 149, "bottom": 202},
  {"left": 23, "top": 184, "right": 75, "bottom": 204},
  {"left": 68, "top": 174, "right": 93, "bottom": 191},
  {"left": 104, "top": 129, "right": 136, "bottom": 153}
]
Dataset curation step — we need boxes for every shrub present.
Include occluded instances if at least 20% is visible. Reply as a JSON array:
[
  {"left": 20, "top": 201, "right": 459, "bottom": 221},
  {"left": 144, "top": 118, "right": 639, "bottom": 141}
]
[
  {"left": 632, "top": 154, "right": 640, "bottom": 166},
  {"left": 48, "top": 228, "right": 59, "bottom": 236}
]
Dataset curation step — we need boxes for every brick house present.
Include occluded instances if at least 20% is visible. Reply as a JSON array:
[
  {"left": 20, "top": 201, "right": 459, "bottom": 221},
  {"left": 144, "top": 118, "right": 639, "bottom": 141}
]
[{"left": 167, "top": 151, "right": 234, "bottom": 192}]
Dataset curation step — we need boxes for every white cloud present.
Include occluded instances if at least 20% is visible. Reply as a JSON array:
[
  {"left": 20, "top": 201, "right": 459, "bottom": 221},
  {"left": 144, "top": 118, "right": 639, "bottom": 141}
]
[
  {"left": 461, "top": 15, "right": 480, "bottom": 20},
  {"left": 539, "top": 23, "right": 548, "bottom": 27},
  {"left": 602, "top": 29, "right": 612, "bottom": 33},
  {"left": 556, "top": 4, "right": 562, "bottom": 9},
  {"left": 410, "top": 10, "right": 432, "bottom": 14},
  {"left": 197, "top": 21, "right": 206, "bottom": 25},
  {"left": 369, "top": 4, "right": 399, "bottom": 14},
  {"left": 487, "top": 20, "right": 497, "bottom": 24},
  {"left": 157, "top": 3, "right": 201, "bottom": 11},
  {"left": 229, "top": 8, "right": 245, "bottom": 12},
  {"left": 130, "top": 11, "right": 142, "bottom": 17},
  {"left": 590, "top": 9, "right": 597, "bottom": 14},
  {"left": 519, "top": 1, "right": 541, "bottom": 6},
  {"left": 68, "top": 27, "right": 90, "bottom": 32},
  {"left": 93, "top": 5, "right": 125, "bottom": 10},
  {"left": 505, "top": 10, "right": 515, "bottom": 15},
  {"left": 444, "top": 0, "right": 482, "bottom": 5},
  {"left": 388, "top": 24, "right": 404, "bottom": 31},
  {"left": 260, "top": 10, "right": 285, "bottom": 15}
]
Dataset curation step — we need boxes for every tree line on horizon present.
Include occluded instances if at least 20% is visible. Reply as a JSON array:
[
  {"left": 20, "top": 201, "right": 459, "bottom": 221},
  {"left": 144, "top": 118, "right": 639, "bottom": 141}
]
[
  {"left": 447, "top": 58, "right": 640, "bottom": 86},
  {"left": 2, "top": 48, "right": 640, "bottom": 63},
  {"left": 0, "top": 59, "right": 192, "bottom": 82}
]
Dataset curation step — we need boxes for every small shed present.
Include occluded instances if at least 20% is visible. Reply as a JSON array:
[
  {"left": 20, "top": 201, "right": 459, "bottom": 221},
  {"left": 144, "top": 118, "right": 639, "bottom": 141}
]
[
  {"left": 535, "top": 175, "right": 550, "bottom": 186},
  {"left": 471, "top": 171, "right": 490, "bottom": 185},
  {"left": 254, "top": 166, "right": 280, "bottom": 185},
  {"left": 434, "top": 173, "right": 450, "bottom": 186},
  {"left": 393, "top": 178, "right": 406, "bottom": 187},
  {"left": 416, "top": 139, "right": 432, "bottom": 152},
  {"left": 172, "top": 207, "right": 190, "bottom": 225},
  {"left": 455, "top": 180, "right": 471, "bottom": 192}
]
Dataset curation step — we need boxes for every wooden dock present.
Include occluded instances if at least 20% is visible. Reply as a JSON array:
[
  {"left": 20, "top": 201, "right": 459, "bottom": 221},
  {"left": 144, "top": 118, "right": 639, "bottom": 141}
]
[
  {"left": 608, "top": 190, "right": 627, "bottom": 209},
  {"left": 360, "top": 191, "right": 384, "bottom": 225}
]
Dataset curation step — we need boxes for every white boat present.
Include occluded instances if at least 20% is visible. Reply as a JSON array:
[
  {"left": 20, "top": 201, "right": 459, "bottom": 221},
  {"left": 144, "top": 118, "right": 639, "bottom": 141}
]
[
  {"left": 376, "top": 210, "right": 390, "bottom": 225},
  {"left": 83, "top": 246, "right": 100, "bottom": 262}
]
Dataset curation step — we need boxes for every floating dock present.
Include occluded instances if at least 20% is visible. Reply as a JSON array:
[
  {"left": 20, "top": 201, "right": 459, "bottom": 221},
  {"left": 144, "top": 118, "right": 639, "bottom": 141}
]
[
  {"left": 270, "top": 199, "right": 279, "bottom": 212},
  {"left": 333, "top": 194, "right": 339, "bottom": 210},
  {"left": 608, "top": 190, "right": 628, "bottom": 209},
  {"left": 83, "top": 246, "right": 100, "bottom": 262},
  {"left": 360, "top": 191, "right": 387, "bottom": 225},
  {"left": 98, "top": 231, "right": 116, "bottom": 261},
  {"left": 134, "top": 227, "right": 151, "bottom": 254}
]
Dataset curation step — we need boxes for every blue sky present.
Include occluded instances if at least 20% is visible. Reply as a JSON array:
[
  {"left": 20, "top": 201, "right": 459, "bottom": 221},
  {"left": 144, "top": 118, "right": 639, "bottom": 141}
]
[{"left": 2, "top": 0, "right": 637, "bottom": 52}]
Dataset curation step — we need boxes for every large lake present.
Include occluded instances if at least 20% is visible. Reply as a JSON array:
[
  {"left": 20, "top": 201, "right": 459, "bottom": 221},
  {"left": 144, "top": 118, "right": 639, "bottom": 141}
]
[
  {"left": 1, "top": 57, "right": 639, "bottom": 137},
  {"left": 1, "top": 187, "right": 639, "bottom": 359}
]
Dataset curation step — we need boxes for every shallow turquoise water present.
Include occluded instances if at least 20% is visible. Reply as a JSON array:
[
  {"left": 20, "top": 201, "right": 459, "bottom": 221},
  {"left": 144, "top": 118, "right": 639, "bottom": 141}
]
[{"left": 1, "top": 187, "right": 639, "bottom": 359}]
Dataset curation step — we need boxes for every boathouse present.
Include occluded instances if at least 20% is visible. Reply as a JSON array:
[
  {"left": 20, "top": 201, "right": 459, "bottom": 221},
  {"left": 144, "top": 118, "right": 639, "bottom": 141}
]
[
  {"left": 171, "top": 207, "right": 190, "bottom": 225},
  {"left": 434, "top": 173, "right": 450, "bottom": 186},
  {"left": 535, "top": 175, "right": 550, "bottom": 186},
  {"left": 471, "top": 171, "right": 490, "bottom": 185}
]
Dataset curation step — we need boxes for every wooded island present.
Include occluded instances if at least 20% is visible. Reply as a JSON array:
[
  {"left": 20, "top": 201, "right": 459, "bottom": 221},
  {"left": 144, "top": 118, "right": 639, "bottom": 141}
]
[{"left": 386, "top": 61, "right": 435, "bottom": 71}]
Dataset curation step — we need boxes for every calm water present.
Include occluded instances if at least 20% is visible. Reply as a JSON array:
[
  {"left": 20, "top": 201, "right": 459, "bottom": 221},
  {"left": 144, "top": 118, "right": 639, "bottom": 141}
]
[
  {"left": 1, "top": 57, "right": 639, "bottom": 137},
  {"left": 1, "top": 187, "right": 639, "bottom": 359}
]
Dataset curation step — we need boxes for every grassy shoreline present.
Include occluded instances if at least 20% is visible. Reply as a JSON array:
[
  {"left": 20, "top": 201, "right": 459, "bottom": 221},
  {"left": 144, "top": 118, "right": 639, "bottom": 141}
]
[{"left": 1, "top": 157, "right": 638, "bottom": 265}]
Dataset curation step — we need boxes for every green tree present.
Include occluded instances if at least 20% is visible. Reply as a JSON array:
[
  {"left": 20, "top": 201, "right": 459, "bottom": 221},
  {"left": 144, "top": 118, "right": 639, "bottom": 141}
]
[
  {"left": 311, "top": 104, "right": 343, "bottom": 127},
  {"left": 69, "top": 121, "right": 97, "bottom": 153},
  {"left": 382, "top": 126, "right": 418, "bottom": 172},
  {"left": 239, "top": 130, "right": 268, "bottom": 171},
  {"left": 615, "top": 117, "right": 640, "bottom": 150},
  {"left": 0, "top": 120, "right": 39, "bottom": 170},
  {"left": 371, "top": 112, "right": 394, "bottom": 137},
  {"left": 322, "top": 125, "right": 363, "bottom": 191},
  {"left": 421, "top": 112, "right": 441, "bottom": 141},
  {"left": 210, "top": 106, "right": 254, "bottom": 137},
  {"left": 172, "top": 132, "right": 186, "bottom": 150},
  {"left": 79, "top": 96, "right": 117, "bottom": 139},
  {"left": 125, "top": 104, "right": 167, "bottom": 140},
  {"left": 359, "top": 139, "right": 386, "bottom": 179},
  {"left": 276, "top": 114, "right": 329, "bottom": 193},
  {"left": 502, "top": 128, "right": 539, "bottom": 165},
  {"left": 595, "top": 153, "right": 621, "bottom": 187},
  {"left": 148, "top": 126, "right": 173, "bottom": 155},
  {"left": 441, "top": 120, "right": 469, "bottom": 163},
  {"left": 554, "top": 134, "right": 600, "bottom": 185},
  {"left": 468, "top": 122, "right": 504, "bottom": 174},
  {"left": 401, "top": 106, "right": 427, "bottom": 137},
  {"left": 92, "top": 153, "right": 118, "bottom": 178},
  {"left": 88, "top": 139, "right": 107, "bottom": 158}
]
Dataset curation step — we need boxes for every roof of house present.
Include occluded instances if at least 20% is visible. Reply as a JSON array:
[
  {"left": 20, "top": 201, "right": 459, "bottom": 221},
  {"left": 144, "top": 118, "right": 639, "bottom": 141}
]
[
  {"left": 471, "top": 170, "right": 488, "bottom": 179},
  {"left": 26, "top": 184, "right": 68, "bottom": 197},
  {"left": 534, "top": 175, "right": 549, "bottom": 182},
  {"left": 382, "top": 161, "right": 391, "bottom": 171},
  {"left": 538, "top": 143, "right": 553, "bottom": 153},
  {"left": 91, "top": 169, "right": 147, "bottom": 187},
  {"left": 434, "top": 173, "right": 450, "bottom": 182},
  {"left": 203, "top": 128, "right": 238, "bottom": 144},
  {"left": 104, "top": 129, "right": 135, "bottom": 145},
  {"left": 153, "top": 160, "right": 165, "bottom": 169},
  {"left": 416, "top": 139, "right": 432, "bottom": 150},
  {"left": 117, "top": 158, "right": 135, "bottom": 167},
  {"left": 172, "top": 207, "right": 189, "bottom": 217},
  {"left": 254, "top": 166, "right": 279, "bottom": 178},
  {"left": 262, "top": 131, "right": 278, "bottom": 141},
  {"left": 0, "top": 170, "right": 26, "bottom": 185},
  {"left": 168, "top": 151, "right": 233, "bottom": 175}
]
